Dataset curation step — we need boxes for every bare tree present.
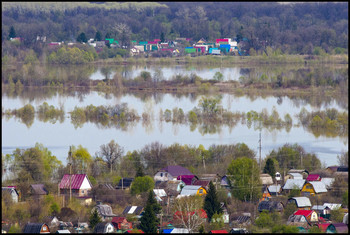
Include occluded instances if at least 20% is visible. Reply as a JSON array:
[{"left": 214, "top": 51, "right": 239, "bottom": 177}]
[
  {"left": 173, "top": 195, "right": 206, "bottom": 233},
  {"left": 97, "top": 140, "right": 124, "bottom": 174},
  {"left": 114, "top": 23, "right": 131, "bottom": 49}
]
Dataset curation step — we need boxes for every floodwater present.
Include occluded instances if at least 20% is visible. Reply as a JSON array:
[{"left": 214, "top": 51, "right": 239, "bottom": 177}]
[{"left": 2, "top": 64, "right": 348, "bottom": 168}]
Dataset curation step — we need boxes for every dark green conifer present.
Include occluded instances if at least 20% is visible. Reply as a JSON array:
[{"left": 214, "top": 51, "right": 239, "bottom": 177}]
[{"left": 203, "top": 181, "right": 223, "bottom": 222}]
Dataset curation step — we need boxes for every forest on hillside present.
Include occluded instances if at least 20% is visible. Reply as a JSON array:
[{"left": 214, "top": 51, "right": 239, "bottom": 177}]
[{"left": 1, "top": 2, "right": 348, "bottom": 55}]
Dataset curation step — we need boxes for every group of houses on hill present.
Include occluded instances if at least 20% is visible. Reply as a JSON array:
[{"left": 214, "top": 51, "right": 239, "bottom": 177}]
[{"left": 2, "top": 165, "right": 348, "bottom": 233}]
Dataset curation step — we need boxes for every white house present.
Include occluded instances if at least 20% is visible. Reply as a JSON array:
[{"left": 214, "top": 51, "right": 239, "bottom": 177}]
[
  {"left": 2, "top": 186, "right": 19, "bottom": 203},
  {"left": 154, "top": 165, "right": 193, "bottom": 182}
]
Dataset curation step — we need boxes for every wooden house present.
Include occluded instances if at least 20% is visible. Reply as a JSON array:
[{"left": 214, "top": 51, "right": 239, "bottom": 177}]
[
  {"left": 23, "top": 223, "right": 50, "bottom": 233},
  {"left": 267, "top": 184, "right": 282, "bottom": 196},
  {"left": 258, "top": 201, "right": 284, "bottom": 213},
  {"left": 94, "top": 203, "right": 117, "bottom": 221},
  {"left": 192, "top": 179, "right": 211, "bottom": 190},
  {"left": 230, "top": 213, "right": 251, "bottom": 227},
  {"left": 287, "top": 197, "right": 312, "bottom": 210},
  {"left": 294, "top": 210, "right": 318, "bottom": 223},
  {"left": 154, "top": 165, "right": 193, "bottom": 182},
  {"left": 30, "top": 184, "right": 48, "bottom": 198},
  {"left": 287, "top": 214, "right": 311, "bottom": 229},
  {"left": 111, "top": 217, "right": 132, "bottom": 231},
  {"left": 116, "top": 178, "right": 134, "bottom": 190},
  {"left": 93, "top": 222, "right": 115, "bottom": 233},
  {"left": 282, "top": 179, "right": 305, "bottom": 194},
  {"left": 220, "top": 175, "right": 231, "bottom": 189},
  {"left": 260, "top": 174, "right": 274, "bottom": 185},
  {"left": 301, "top": 181, "right": 327, "bottom": 196},
  {"left": 59, "top": 174, "right": 92, "bottom": 205}
]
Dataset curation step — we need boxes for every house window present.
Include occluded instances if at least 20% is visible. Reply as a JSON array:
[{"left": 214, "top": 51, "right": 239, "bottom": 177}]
[
  {"left": 165, "top": 173, "right": 168, "bottom": 177},
  {"left": 160, "top": 173, "right": 163, "bottom": 177},
  {"left": 199, "top": 189, "right": 203, "bottom": 194},
  {"left": 43, "top": 227, "right": 47, "bottom": 231}
]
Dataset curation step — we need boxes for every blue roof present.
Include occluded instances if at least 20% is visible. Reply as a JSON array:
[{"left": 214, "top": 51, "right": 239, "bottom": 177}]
[{"left": 162, "top": 229, "right": 173, "bottom": 233}]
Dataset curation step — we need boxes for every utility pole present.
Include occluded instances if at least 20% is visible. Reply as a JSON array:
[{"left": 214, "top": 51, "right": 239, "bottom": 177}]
[
  {"left": 258, "top": 128, "right": 262, "bottom": 171},
  {"left": 68, "top": 146, "right": 72, "bottom": 202}
]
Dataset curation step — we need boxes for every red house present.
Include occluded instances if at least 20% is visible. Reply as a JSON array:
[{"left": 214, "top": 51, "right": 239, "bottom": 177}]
[
  {"left": 59, "top": 174, "right": 92, "bottom": 205},
  {"left": 306, "top": 174, "right": 321, "bottom": 181},
  {"left": 294, "top": 210, "right": 318, "bottom": 222},
  {"left": 111, "top": 217, "right": 132, "bottom": 231}
]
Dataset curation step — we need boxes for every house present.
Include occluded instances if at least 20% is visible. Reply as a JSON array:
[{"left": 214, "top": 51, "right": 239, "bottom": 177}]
[
  {"left": 2, "top": 186, "right": 19, "bottom": 203},
  {"left": 343, "top": 213, "right": 348, "bottom": 224},
  {"left": 230, "top": 213, "right": 251, "bottom": 227},
  {"left": 177, "top": 185, "right": 207, "bottom": 198},
  {"left": 177, "top": 175, "right": 198, "bottom": 185},
  {"left": 260, "top": 174, "right": 274, "bottom": 185},
  {"left": 116, "top": 178, "right": 134, "bottom": 190},
  {"left": 122, "top": 206, "right": 144, "bottom": 218},
  {"left": 326, "top": 223, "right": 348, "bottom": 233},
  {"left": 59, "top": 174, "right": 92, "bottom": 204},
  {"left": 56, "top": 229, "right": 71, "bottom": 233},
  {"left": 284, "top": 173, "right": 303, "bottom": 181},
  {"left": 44, "top": 216, "right": 60, "bottom": 227},
  {"left": 267, "top": 184, "right": 282, "bottom": 196},
  {"left": 287, "top": 169, "right": 309, "bottom": 179},
  {"left": 192, "top": 179, "right": 211, "bottom": 189},
  {"left": 258, "top": 201, "right": 284, "bottom": 213},
  {"left": 306, "top": 174, "right": 321, "bottom": 181},
  {"left": 320, "top": 177, "right": 335, "bottom": 189},
  {"left": 286, "top": 214, "right": 311, "bottom": 229},
  {"left": 315, "top": 223, "right": 332, "bottom": 232},
  {"left": 93, "top": 222, "right": 115, "bottom": 233},
  {"left": 31, "top": 184, "right": 48, "bottom": 198},
  {"left": 153, "top": 189, "right": 167, "bottom": 203},
  {"left": 326, "top": 166, "right": 348, "bottom": 175},
  {"left": 287, "top": 197, "right": 312, "bottom": 210},
  {"left": 323, "top": 203, "right": 341, "bottom": 211},
  {"left": 154, "top": 165, "right": 193, "bottom": 182},
  {"left": 94, "top": 203, "right": 117, "bottom": 221},
  {"left": 210, "top": 230, "right": 228, "bottom": 233},
  {"left": 162, "top": 228, "right": 189, "bottom": 233},
  {"left": 294, "top": 210, "right": 318, "bottom": 223},
  {"left": 111, "top": 217, "right": 132, "bottom": 231},
  {"left": 220, "top": 175, "right": 231, "bottom": 188},
  {"left": 301, "top": 181, "right": 327, "bottom": 196},
  {"left": 311, "top": 205, "right": 332, "bottom": 219},
  {"left": 23, "top": 223, "right": 50, "bottom": 233},
  {"left": 260, "top": 185, "right": 271, "bottom": 202},
  {"left": 230, "top": 228, "right": 248, "bottom": 233},
  {"left": 282, "top": 179, "right": 305, "bottom": 193}
]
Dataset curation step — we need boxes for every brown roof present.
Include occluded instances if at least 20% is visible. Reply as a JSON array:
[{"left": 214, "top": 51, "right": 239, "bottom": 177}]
[{"left": 31, "top": 184, "right": 48, "bottom": 195}]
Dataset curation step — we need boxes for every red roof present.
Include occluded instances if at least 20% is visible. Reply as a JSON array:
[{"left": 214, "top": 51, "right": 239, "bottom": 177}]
[
  {"left": 59, "top": 174, "right": 90, "bottom": 189},
  {"left": 211, "top": 230, "right": 228, "bottom": 233},
  {"left": 112, "top": 217, "right": 126, "bottom": 223},
  {"left": 318, "top": 223, "right": 331, "bottom": 232},
  {"left": 294, "top": 210, "right": 314, "bottom": 217},
  {"left": 306, "top": 174, "right": 321, "bottom": 181}
]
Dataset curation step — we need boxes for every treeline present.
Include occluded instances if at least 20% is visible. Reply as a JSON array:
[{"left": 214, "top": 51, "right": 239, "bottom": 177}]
[
  {"left": 1, "top": 2, "right": 348, "bottom": 56},
  {"left": 3, "top": 100, "right": 348, "bottom": 137}
]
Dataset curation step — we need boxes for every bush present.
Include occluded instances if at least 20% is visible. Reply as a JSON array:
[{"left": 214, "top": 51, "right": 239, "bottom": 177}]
[{"left": 130, "top": 176, "right": 154, "bottom": 195}]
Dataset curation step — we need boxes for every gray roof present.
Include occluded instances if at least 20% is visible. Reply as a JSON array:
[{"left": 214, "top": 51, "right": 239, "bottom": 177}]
[
  {"left": 323, "top": 203, "right": 341, "bottom": 210},
  {"left": 31, "top": 184, "right": 48, "bottom": 195},
  {"left": 260, "top": 174, "right": 273, "bottom": 185},
  {"left": 23, "top": 223, "right": 48, "bottom": 233},
  {"left": 311, "top": 205, "right": 326, "bottom": 211},
  {"left": 180, "top": 185, "right": 203, "bottom": 196},
  {"left": 116, "top": 178, "right": 134, "bottom": 189},
  {"left": 308, "top": 181, "right": 327, "bottom": 193},
  {"left": 94, "top": 222, "right": 112, "bottom": 233},
  {"left": 288, "top": 173, "right": 303, "bottom": 179},
  {"left": 258, "top": 201, "right": 284, "bottom": 212},
  {"left": 320, "top": 178, "right": 335, "bottom": 189},
  {"left": 289, "top": 197, "right": 312, "bottom": 208},
  {"left": 95, "top": 205, "right": 116, "bottom": 217},
  {"left": 287, "top": 214, "right": 308, "bottom": 223},
  {"left": 267, "top": 185, "right": 281, "bottom": 193},
  {"left": 283, "top": 179, "right": 305, "bottom": 190}
]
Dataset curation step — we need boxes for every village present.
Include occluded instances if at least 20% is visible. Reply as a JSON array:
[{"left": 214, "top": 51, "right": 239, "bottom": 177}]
[
  {"left": 2, "top": 164, "right": 348, "bottom": 233},
  {"left": 11, "top": 35, "right": 250, "bottom": 58}
]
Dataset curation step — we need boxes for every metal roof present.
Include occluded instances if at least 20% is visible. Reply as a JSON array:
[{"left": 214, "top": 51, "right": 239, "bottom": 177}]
[
  {"left": 308, "top": 181, "right": 327, "bottom": 193},
  {"left": 268, "top": 185, "right": 281, "bottom": 193},
  {"left": 122, "top": 206, "right": 143, "bottom": 215},
  {"left": 23, "top": 223, "right": 49, "bottom": 233},
  {"left": 59, "top": 174, "right": 89, "bottom": 190},
  {"left": 95, "top": 204, "right": 116, "bottom": 217},
  {"left": 180, "top": 185, "right": 203, "bottom": 196},
  {"left": 289, "top": 197, "right": 312, "bottom": 208},
  {"left": 153, "top": 189, "right": 167, "bottom": 197},
  {"left": 283, "top": 179, "right": 305, "bottom": 190},
  {"left": 288, "top": 173, "right": 303, "bottom": 179},
  {"left": 320, "top": 178, "right": 334, "bottom": 188},
  {"left": 323, "top": 203, "right": 341, "bottom": 210},
  {"left": 159, "top": 165, "right": 193, "bottom": 177},
  {"left": 306, "top": 174, "right": 321, "bottom": 181},
  {"left": 31, "top": 184, "right": 48, "bottom": 195}
]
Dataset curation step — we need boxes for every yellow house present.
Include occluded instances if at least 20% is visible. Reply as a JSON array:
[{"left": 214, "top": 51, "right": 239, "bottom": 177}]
[
  {"left": 301, "top": 181, "right": 327, "bottom": 196},
  {"left": 178, "top": 185, "right": 207, "bottom": 197}
]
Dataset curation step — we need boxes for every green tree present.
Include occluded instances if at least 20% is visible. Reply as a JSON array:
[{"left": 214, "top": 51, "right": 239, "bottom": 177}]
[
  {"left": 227, "top": 157, "right": 261, "bottom": 202},
  {"left": 146, "top": 190, "right": 162, "bottom": 215},
  {"left": 89, "top": 209, "right": 102, "bottom": 229},
  {"left": 139, "top": 203, "right": 158, "bottom": 233},
  {"left": 77, "top": 32, "right": 87, "bottom": 43},
  {"left": 160, "top": 32, "right": 165, "bottom": 42},
  {"left": 263, "top": 158, "right": 276, "bottom": 178},
  {"left": 255, "top": 210, "right": 273, "bottom": 228},
  {"left": 331, "top": 208, "right": 345, "bottom": 222},
  {"left": 213, "top": 71, "right": 224, "bottom": 81},
  {"left": 8, "top": 224, "right": 21, "bottom": 233},
  {"left": 203, "top": 181, "right": 223, "bottom": 222},
  {"left": 283, "top": 203, "right": 297, "bottom": 220},
  {"left": 130, "top": 176, "right": 154, "bottom": 195},
  {"left": 68, "top": 145, "right": 92, "bottom": 174},
  {"left": 95, "top": 31, "right": 102, "bottom": 41},
  {"left": 49, "top": 202, "right": 60, "bottom": 216},
  {"left": 8, "top": 26, "right": 16, "bottom": 39},
  {"left": 271, "top": 224, "right": 299, "bottom": 233}
]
